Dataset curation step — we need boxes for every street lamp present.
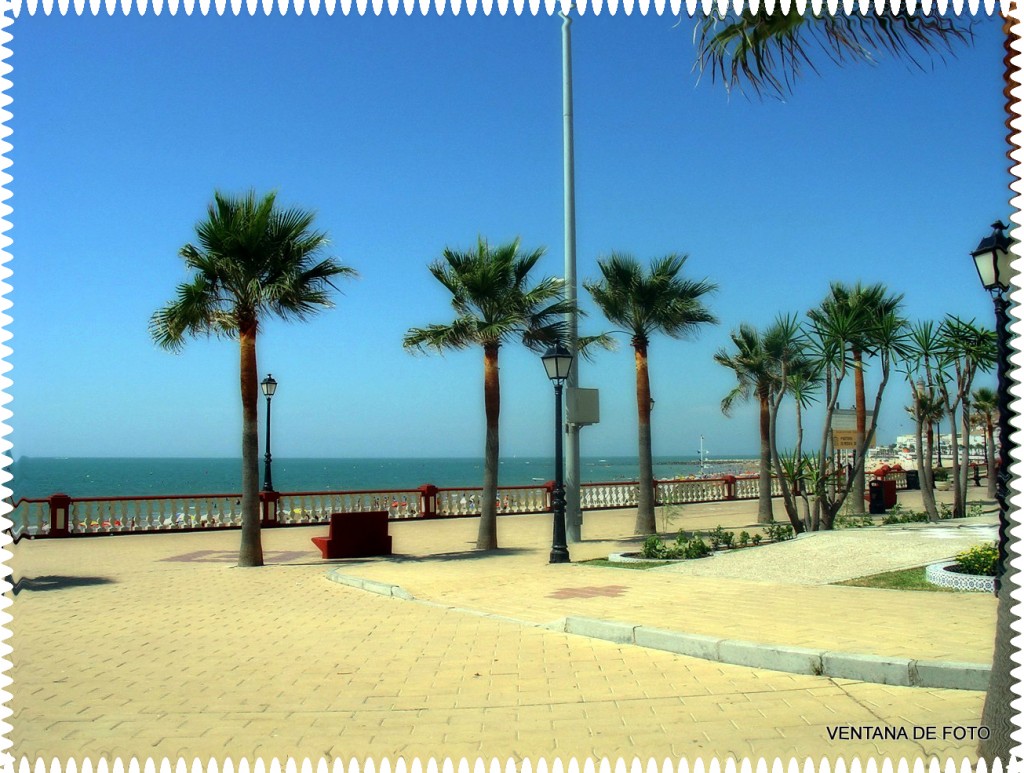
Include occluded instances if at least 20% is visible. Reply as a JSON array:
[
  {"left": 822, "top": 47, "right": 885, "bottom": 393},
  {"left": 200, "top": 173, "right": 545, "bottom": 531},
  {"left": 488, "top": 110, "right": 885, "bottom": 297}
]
[
  {"left": 261, "top": 374, "right": 278, "bottom": 493},
  {"left": 542, "top": 343, "right": 574, "bottom": 564},
  {"left": 970, "top": 220, "right": 1015, "bottom": 595}
]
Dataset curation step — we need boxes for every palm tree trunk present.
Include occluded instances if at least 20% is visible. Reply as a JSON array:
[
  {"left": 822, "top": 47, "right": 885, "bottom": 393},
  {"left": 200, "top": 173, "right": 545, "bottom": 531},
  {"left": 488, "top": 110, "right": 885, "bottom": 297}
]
[
  {"left": 959, "top": 402, "right": 971, "bottom": 512},
  {"left": 767, "top": 399, "right": 800, "bottom": 531},
  {"left": 851, "top": 349, "right": 866, "bottom": 514},
  {"left": 633, "top": 341, "right": 656, "bottom": 535},
  {"left": 757, "top": 391, "right": 774, "bottom": 524},
  {"left": 978, "top": 563, "right": 1018, "bottom": 763},
  {"left": 478, "top": 343, "right": 500, "bottom": 550},
  {"left": 987, "top": 417, "right": 998, "bottom": 499},
  {"left": 947, "top": 406, "right": 964, "bottom": 519},
  {"left": 238, "top": 324, "right": 264, "bottom": 568},
  {"left": 915, "top": 413, "right": 939, "bottom": 522}
]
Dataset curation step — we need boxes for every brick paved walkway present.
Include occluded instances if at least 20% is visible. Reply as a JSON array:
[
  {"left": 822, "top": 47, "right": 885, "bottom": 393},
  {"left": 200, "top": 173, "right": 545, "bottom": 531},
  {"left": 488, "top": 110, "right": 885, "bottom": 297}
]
[{"left": 5, "top": 492, "right": 996, "bottom": 763}]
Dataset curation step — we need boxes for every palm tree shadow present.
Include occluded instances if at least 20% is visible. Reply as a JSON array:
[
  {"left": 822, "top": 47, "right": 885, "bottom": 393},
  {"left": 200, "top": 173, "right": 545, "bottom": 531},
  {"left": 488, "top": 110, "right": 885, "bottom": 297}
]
[
  {"left": 283, "top": 548, "right": 535, "bottom": 567},
  {"left": 367, "top": 547, "right": 536, "bottom": 564},
  {"left": 11, "top": 575, "right": 115, "bottom": 594}
]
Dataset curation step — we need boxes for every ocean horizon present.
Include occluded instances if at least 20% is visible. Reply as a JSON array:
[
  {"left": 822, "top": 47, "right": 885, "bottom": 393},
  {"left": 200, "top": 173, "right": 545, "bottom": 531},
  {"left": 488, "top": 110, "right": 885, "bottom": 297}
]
[{"left": 8, "top": 455, "right": 759, "bottom": 501}]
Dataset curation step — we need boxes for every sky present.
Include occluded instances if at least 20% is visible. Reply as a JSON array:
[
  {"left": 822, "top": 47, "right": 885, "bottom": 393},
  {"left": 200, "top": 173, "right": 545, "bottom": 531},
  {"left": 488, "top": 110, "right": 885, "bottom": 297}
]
[{"left": 3, "top": 10, "right": 1013, "bottom": 463}]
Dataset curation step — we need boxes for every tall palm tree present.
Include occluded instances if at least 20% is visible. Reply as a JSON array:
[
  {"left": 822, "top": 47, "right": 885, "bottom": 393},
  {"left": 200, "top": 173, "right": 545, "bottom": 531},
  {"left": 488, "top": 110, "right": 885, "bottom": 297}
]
[
  {"left": 585, "top": 253, "right": 717, "bottom": 535},
  {"left": 972, "top": 385, "right": 999, "bottom": 499},
  {"left": 694, "top": 10, "right": 971, "bottom": 97},
  {"left": 404, "top": 237, "right": 572, "bottom": 551},
  {"left": 150, "top": 190, "right": 355, "bottom": 567}
]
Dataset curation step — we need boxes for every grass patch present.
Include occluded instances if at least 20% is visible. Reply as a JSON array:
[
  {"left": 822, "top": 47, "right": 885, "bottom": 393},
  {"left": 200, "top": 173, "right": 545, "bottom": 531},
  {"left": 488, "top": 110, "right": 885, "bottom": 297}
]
[
  {"left": 836, "top": 566, "right": 960, "bottom": 592},
  {"left": 580, "top": 558, "right": 665, "bottom": 571}
]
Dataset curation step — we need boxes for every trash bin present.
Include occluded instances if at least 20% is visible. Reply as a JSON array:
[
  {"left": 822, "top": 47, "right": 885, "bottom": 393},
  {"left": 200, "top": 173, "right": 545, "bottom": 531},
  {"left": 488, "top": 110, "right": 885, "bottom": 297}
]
[
  {"left": 905, "top": 470, "right": 920, "bottom": 490},
  {"left": 881, "top": 479, "right": 897, "bottom": 508},
  {"left": 868, "top": 480, "right": 887, "bottom": 514}
]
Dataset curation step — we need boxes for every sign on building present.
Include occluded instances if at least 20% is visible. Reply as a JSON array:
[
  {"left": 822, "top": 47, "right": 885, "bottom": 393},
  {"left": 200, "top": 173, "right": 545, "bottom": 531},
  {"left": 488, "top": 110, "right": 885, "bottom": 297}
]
[{"left": 832, "top": 409, "right": 876, "bottom": 450}]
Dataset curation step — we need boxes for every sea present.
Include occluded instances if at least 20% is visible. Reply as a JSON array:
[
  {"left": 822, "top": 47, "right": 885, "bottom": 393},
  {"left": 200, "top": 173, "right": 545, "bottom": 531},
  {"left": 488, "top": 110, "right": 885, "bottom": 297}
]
[{"left": 7, "top": 455, "right": 758, "bottom": 502}]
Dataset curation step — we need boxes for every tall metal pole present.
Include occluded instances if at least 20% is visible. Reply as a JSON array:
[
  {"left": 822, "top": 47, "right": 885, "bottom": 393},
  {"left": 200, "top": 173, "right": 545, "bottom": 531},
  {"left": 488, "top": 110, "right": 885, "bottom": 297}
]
[
  {"left": 993, "top": 291, "right": 1012, "bottom": 595},
  {"left": 561, "top": 10, "right": 582, "bottom": 544},
  {"left": 262, "top": 392, "right": 274, "bottom": 492},
  {"left": 551, "top": 381, "right": 570, "bottom": 563}
]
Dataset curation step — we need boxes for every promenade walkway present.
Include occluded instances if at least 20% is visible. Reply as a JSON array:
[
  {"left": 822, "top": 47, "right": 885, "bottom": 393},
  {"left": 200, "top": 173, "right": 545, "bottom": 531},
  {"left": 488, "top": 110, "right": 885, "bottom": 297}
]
[{"left": 5, "top": 490, "right": 998, "bottom": 764}]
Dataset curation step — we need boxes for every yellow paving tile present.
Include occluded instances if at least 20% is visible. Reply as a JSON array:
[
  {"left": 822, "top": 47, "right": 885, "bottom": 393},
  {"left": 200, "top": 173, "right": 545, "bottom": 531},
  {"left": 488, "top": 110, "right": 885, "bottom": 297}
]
[{"left": 8, "top": 495, "right": 995, "bottom": 763}]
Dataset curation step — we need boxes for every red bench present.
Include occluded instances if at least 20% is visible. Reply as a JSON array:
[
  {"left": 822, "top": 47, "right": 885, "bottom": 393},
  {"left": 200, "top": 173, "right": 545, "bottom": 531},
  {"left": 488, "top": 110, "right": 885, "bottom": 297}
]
[{"left": 311, "top": 511, "right": 393, "bottom": 559}]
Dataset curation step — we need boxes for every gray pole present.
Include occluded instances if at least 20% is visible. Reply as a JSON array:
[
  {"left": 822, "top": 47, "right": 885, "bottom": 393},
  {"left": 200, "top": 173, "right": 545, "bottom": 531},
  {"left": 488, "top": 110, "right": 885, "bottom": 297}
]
[{"left": 560, "top": 10, "right": 582, "bottom": 543}]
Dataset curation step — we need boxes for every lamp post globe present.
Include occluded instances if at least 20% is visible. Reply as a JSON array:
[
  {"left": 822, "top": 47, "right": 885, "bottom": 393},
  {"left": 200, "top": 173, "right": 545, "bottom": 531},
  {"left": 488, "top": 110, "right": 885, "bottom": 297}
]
[
  {"left": 542, "top": 344, "right": 573, "bottom": 564},
  {"left": 261, "top": 374, "right": 278, "bottom": 493},
  {"left": 970, "top": 221, "right": 1014, "bottom": 595}
]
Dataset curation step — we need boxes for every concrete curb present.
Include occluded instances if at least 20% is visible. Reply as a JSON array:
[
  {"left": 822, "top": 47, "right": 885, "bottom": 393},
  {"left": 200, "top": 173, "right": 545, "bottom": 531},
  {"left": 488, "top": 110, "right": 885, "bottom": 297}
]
[
  {"left": 562, "top": 616, "right": 991, "bottom": 691},
  {"left": 326, "top": 569, "right": 413, "bottom": 600},
  {"left": 324, "top": 572, "right": 990, "bottom": 692}
]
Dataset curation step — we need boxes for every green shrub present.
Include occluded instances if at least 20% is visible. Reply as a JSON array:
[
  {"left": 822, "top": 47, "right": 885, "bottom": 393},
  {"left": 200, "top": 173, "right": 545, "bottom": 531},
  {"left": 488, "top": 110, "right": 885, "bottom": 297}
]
[
  {"left": 683, "top": 535, "right": 712, "bottom": 559},
  {"left": 933, "top": 468, "right": 949, "bottom": 482},
  {"left": 939, "top": 502, "right": 953, "bottom": 520},
  {"left": 967, "top": 502, "right": 984, "bottom": 519},
  {"left": 954, "top": 543, "right": 998, "bottom": 576},
  {"left": 882, "top": 514, "right": 900, "bottom": 525},
  {"left": 709, "top": 525, "right": 735, "bottom": 549},
  {"left": 641, "top": 535, "right": 667, "bottom": 559},
  {"left": 752, "top": 533, "right": 762, "bottom": 545},
  {"left": 737, "top": 530, "right": 751, "bottom": 547},
  {"left": 640, "top": 532, "right": 712, "bottom": 560},
  {"left": 764, "top": 522, "right": 795, "bottom": 542}
]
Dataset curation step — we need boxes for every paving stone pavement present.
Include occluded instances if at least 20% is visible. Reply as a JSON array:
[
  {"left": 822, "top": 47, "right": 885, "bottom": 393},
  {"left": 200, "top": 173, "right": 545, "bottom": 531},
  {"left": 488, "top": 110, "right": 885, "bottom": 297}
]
[{"left": 4, "top": 493, "right": 998, "bottom": 764}]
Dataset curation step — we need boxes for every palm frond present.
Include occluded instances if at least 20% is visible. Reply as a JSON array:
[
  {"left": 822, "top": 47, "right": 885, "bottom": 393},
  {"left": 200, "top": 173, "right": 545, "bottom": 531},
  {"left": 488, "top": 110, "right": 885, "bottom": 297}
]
[
  {"left": 152, "top": 190, "right": 354, "bottom": 351},
  {"left": 694, "top": 9, "right": 973, "bottom": 98},
  {"left": 407, "top": 237, "right": 571, "bottom": 356}
]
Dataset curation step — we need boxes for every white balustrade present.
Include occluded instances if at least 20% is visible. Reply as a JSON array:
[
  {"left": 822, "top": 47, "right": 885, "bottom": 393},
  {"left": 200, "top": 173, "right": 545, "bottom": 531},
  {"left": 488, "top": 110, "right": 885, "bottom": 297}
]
[{"left": 16, "top": 470, "right": 843, "bottom": 540}]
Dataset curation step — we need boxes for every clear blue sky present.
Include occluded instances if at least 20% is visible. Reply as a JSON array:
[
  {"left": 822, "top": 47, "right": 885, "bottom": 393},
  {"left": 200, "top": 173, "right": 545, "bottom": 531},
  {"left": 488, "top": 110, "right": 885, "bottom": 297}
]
[{"left": 6, "top": 11, "right": 1011, "bottom": 461}]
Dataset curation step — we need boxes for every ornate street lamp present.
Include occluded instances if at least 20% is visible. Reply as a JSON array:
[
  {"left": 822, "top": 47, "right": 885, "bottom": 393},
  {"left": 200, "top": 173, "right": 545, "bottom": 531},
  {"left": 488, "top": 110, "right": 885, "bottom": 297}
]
[
  {"left": 542, "top": 343, "right": 574, "bottom": 564},
  {"left": 261, "top": 374, "right": 278, "bottom": 493},
  {"left": 971, "top": 221, "right": 1015, "bottom": 595}
]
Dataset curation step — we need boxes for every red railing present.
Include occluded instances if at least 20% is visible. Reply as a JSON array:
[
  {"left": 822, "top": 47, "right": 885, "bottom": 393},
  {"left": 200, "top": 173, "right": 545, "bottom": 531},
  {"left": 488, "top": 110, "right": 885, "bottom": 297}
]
[{"left": 4, "top": 470, "right": 913, "bottom": 541}]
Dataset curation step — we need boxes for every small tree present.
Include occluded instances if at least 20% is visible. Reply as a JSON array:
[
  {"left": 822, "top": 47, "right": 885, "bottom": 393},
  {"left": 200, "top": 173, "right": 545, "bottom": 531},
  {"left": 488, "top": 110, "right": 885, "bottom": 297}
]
[
  {"left": 714, "top": 315, "right": 807, "bottom": 529},
  {"left": 804, "top": 290, "right": 909, "bottom": 529},
  {"left": 933, "top": 317, "right": 996, "bottom": 518}
]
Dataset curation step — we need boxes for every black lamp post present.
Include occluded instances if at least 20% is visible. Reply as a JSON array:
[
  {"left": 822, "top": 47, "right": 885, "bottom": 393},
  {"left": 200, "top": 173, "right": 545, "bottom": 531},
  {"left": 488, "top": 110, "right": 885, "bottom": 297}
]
[
  {"left": 261, "top": 374, "right": 278, "bottom": 493},
  {"left": 970, "top": 220, "right": 1015, "bottom": 595},
  {"left": 542, "top": 343, "right": 574, "bottom": 564}
]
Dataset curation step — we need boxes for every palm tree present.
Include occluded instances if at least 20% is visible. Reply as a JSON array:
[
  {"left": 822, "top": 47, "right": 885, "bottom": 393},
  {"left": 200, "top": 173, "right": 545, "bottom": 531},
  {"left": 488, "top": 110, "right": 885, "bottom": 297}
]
[
  {"left": 585, "top": 253, "right": 717, "bottom": 535},
  {"left": 905, "top": 382, "right": 945, "bottom": 522},
  {"left": 769, "top": 350, "right": 821, "bottom": 530},
  {"left": 809, "top": 282, "right": 905, "bottom": 514},
  {"left": 713, "top": 320, "right": 802, "bottom": 525},
  {"left": 694, "top": 10, "right": 971, "bottom": 97},
  {"left": 972, "top": 385, "right": 999, "bottom": 499},
  {"left": 403, "top": 237, "right": 572, "bottom": 551},
  {"left": 150, "top": 190, "right": 355, "bottom": 567},
  {"left": 934, "top": 317, "right": 997, "bottom": 517}
]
